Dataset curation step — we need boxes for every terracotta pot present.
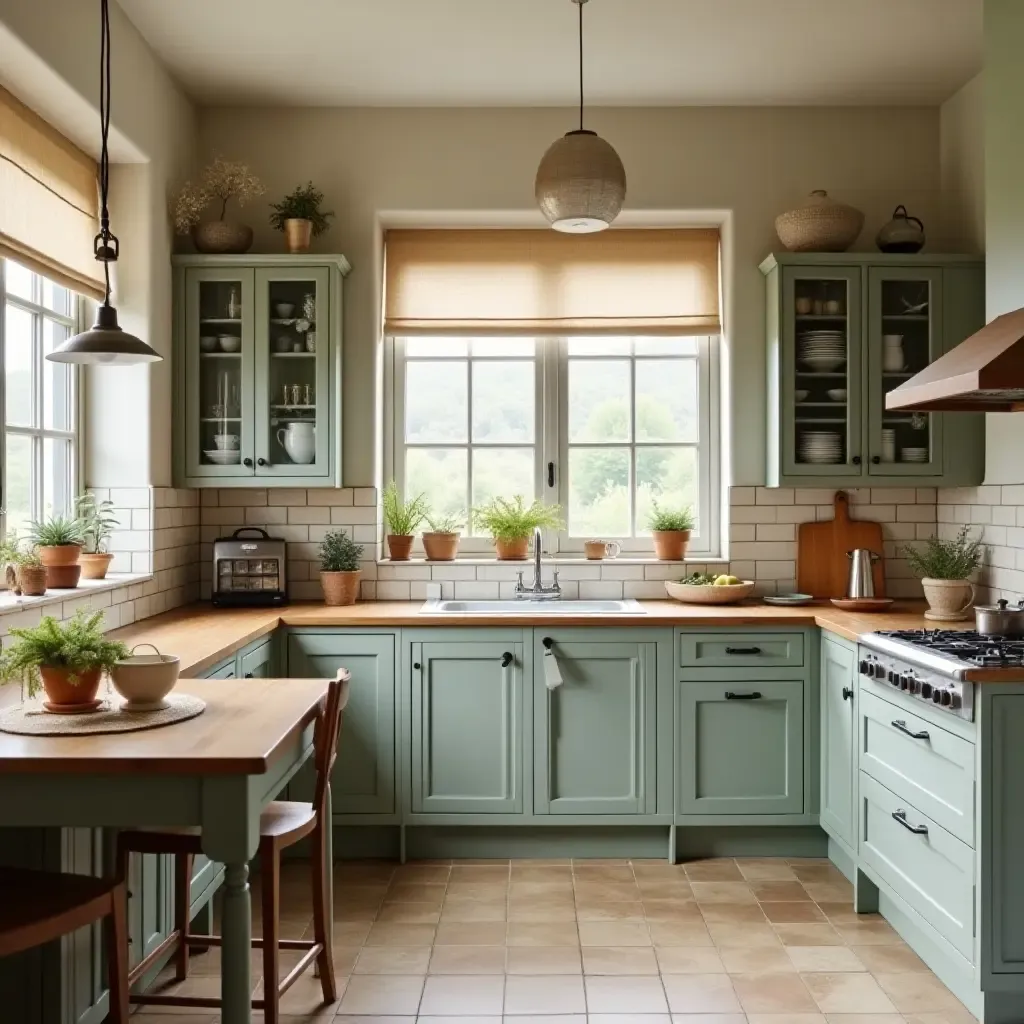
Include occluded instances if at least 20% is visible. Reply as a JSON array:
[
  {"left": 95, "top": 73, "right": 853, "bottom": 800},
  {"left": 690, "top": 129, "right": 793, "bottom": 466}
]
[
  {"left": 922, "top": 578, "right": 975, "bottom": 622},
  {"left": 17, "top": 564, "right": 47, "bottom": 596},
  {"left": 495, "top": 537, "right": 530, "bottom": 561},
  {"left": 422, "top": 532, "right": 459, "bottom": 561},
  {"left": 321, "top": 570, "right": 361, "bottom": 606},
  {"left": 283, "top": 218, "right": 313, "bottom": 253},
  {"left": 387, "top": 535, "right": 415, "bottom": 561},
  {"left": 80, "top": 552, "right": 114, "bottom": 580},
  {"left": 37, "top": 544, "right": 81, "bottom": 589},
  {"left": 191, "top": 221, "right": 253, "bottom": 254},
  {"left": 652, "top": 530, "right": 691, "bottom": 561},
  {"left": 40, "top": 665, "right": 102, "bottom": 707}
]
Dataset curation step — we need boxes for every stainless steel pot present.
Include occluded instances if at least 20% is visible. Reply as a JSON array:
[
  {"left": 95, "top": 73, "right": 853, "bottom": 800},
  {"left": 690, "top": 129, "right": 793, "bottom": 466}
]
[{"left": 975, "top": 598, "right": 1024, "bottom": 637}]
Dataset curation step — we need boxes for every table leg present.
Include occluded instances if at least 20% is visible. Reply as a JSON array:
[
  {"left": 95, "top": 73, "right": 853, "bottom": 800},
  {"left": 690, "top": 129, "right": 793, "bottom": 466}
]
[{"left": 220, "top": 861, "right": 252, "bottom": 1024}]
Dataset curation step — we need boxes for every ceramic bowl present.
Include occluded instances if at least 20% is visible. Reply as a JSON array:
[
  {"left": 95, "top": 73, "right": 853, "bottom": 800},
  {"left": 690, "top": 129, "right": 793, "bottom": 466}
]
[
  {"left": 795, "top": 389, "right": 809, "bottom": 402},
  {"left": 218, "top": 335, "right": 241, "bottom": 353},
  {"left": 213, "top": 433, "right": 240, "bottom": 451},
  {"left": 110, "top": 647, "right": 180, "bottom": 711},
  {"left": 275, "top": 303, "right": 295, "bottom": 318},
  {"left": 200, "top": 336, "right": 218, "bottom": 352},
  {"left": 204, "top": 449, "right": 242, "bottom": 465},
  {"left": 664, "top": 580, "right": 755, "bottom": 604},
  {"left": 827, "top": 389, "right": 847, "bottom": 401}
]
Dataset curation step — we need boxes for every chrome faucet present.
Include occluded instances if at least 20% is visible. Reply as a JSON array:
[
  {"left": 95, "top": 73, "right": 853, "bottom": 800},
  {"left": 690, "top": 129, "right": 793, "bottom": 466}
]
[{"left": 514, "top": 527, "right": 561, "bottom": 600}]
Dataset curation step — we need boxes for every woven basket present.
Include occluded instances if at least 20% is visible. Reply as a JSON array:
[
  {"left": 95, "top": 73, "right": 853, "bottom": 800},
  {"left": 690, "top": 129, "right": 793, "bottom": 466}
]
[
  {"left": 191, "top": 221, "right": 253, "bottom": 254},
  {"left": 775, "top": 190, "right": 864, "bottom": 252},
  {"left": 321, "top": 570, "right": 361, "bottom": 606}
]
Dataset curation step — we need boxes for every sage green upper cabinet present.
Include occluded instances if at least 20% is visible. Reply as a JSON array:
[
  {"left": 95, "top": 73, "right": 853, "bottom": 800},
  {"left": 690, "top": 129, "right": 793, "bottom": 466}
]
[
  {"left": 761, "top": 252, "right": 984, "bottom": 488},
  {"left": 820, "top": 636, "right": 857, "bottom": 851},
  {"left": 173, "top": 254, "right": 350, "bottom": 489}
]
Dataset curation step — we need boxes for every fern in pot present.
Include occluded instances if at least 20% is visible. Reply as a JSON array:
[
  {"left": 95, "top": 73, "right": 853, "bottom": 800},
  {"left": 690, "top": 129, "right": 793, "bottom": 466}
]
[
  {"left": 28, "top": 514, "right": 85, "bottom": 589},
  {"left": 472, "top": 496, "right": 564, "bottom": 561},
  {"left": 319, "top": 530, "right": 364, "bottom": 606},
  {"left": 648, "top": 501, "right": 696, "bottom": 561},
  {"left": 75, "top": 494, "right": 119, "bottom": 580},
  {"left": 421, "top": 510, "right": 463, "bottom": 562},
  {"left": 382, "top": 480, "right": 428, "bottom": 561},
  {"left": 902, "top": 526, "right": 983, "bottom": 622},
  {"left": 269, "top": 181, "right": 334, "bottom": 253}
]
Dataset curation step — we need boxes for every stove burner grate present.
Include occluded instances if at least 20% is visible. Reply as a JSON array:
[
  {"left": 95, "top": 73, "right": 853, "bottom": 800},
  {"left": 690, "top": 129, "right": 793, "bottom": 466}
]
[{"left": 874, "top": 629, "right": 1024, "bottom": 667}]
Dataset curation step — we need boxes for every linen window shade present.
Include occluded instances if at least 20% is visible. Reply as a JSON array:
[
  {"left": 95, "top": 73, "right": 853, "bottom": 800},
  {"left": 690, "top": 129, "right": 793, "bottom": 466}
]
[
  {"left": 0, "top": 85, "right": 103, "bottom": 300},
  {"left": 384, "top": 228, "right": 720, "bottom": 336}
]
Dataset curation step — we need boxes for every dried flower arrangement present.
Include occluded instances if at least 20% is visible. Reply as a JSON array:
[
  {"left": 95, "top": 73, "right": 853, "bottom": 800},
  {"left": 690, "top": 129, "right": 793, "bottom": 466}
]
[{"left": 173, "top": 156, "right": 265, "bottom": 234}]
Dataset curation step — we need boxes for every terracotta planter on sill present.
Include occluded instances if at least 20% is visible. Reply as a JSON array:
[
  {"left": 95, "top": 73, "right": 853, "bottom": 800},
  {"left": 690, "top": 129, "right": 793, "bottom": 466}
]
[
  {"left": 38, "top": 544, "right": 82, "bottom": 589},
  {"left": 80, "top": 552, "right": 115, "bottom": 580},
  {"left": 387, "top": 535, "right": 415, "bottom": 561},
  {"left": 283, "top": 218, "right": 313, "bottom": 253},
  {"left": 40, "top": 665, "right": 102, "bottom": 708},
  {"left": 321, "top": 569, "right": 362, "bottom": 606},
  {"left": 17, "top": 564, "right": 48, "bottom": 596},
  {"left": 422, "top": 532, "right": 460, "bottom": 561},
  {"left": 495, "top": 537, "right": 530, "bottom": 561},
  {"left": 922, "top": 577, "right": 975, "bottom": 622},
  {"left": 652, "top": 530, "right": 691, "bottom": 561}
]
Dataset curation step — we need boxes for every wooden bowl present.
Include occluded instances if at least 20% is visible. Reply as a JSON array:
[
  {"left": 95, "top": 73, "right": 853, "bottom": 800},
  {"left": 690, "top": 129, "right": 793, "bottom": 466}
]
[{"left": 664, "top": 580, "right": 756, "bottom": 604}]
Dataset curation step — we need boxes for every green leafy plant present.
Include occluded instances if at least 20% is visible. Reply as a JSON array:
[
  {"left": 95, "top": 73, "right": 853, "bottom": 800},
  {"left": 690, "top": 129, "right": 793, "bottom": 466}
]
[
  {"left": 424, "top": 511, "right": 464, "bottom": 534},
  {"left": 471, "top": 496, "right": 564, "bottom": 542},
  {"left": 74, "top": 494, "right": 119, "bottom": 554},
  {"left": 648, "top": 501, "right": 696, "bottom": 532},
  {"left": 269, "top": 181, "right": 334, "bottom": 237},
  {"left": 0, "top": 531, "right": 21, "bottom": 567},
  {"left": 382, "top": 480, "right": 429, "bottom": 536},
  {"left": 319, "top": 531, "right": 363, "bottom": 573},
  {"left": 28, "top": 514, "right": 85, "bottom": 547},
  {"left": 901, "top": 526, "right": 983, "bottom": 580},
  {"left": 13, "top": 546, "right": 43, "bottom": 568},
  {"left": 0, "top": 610, "right": 129, "bottom": 698}
]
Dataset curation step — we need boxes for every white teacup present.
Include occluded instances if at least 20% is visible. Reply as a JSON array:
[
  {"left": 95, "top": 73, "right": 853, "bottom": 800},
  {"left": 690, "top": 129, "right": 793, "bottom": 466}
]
[
  {"left": 585, "top": 539, "right": 621, "bottom": 560},
  {"left": 213, "top": 433, "right": 240, "bottom": 451}
]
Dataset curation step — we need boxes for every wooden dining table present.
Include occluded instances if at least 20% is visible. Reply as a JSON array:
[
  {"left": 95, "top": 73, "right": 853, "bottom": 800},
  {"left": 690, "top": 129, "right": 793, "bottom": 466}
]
[{"left": 0, "top": 677, "right": 328, "bottom": 1024}]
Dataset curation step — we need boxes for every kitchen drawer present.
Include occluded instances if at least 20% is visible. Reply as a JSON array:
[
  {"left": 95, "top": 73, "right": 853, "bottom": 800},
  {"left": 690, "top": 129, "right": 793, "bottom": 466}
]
[
  {"left": 679, "top": 632, "right": 804, "bottom": 669},
  {"left": 859, "top": 771, "right": 974, "bottom": 960},
  {"left": 860, "top": 689, "right": 975, "bottom": 847}
]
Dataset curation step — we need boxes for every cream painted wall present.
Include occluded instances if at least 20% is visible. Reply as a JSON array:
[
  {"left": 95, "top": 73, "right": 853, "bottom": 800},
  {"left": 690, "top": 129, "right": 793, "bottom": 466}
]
[
  {"left": 939, "top": 73, "right": 984, "bottom": 253},
  {"left": 197, "top": 104, "right": 942, "bottom": 487}
]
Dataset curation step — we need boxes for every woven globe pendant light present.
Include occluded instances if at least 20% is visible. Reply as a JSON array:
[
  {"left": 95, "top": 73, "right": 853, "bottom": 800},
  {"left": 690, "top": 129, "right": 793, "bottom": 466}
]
[{"left": 535, "top": 0, "right": 625, "bottom": 233}]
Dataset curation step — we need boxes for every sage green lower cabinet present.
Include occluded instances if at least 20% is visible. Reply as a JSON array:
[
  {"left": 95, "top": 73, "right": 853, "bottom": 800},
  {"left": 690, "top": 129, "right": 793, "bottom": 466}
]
[
  {"left": 239, "top": 637, "right": 275, "bottom": 678},
  {"left": 201, "top": 656, "right": 237, "bottom": 680},
  {"left": 820, "top": 636, "right": 857, "bottom": 851}
]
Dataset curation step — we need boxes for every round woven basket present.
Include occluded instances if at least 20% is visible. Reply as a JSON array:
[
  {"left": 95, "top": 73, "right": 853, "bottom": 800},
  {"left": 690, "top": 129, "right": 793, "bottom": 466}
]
[
  {"left": 191, "top": 221, "right": 253, "bottom": 254},
  {"left": 775, "top": 190, "right": 864, "bottom": 252}
]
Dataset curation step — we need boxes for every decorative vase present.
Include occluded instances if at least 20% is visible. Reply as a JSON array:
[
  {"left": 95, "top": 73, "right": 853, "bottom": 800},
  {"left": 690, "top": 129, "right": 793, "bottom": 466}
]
[
  {"left": 775, "top": 190, "right": 864, "bottom": 252},
  {"left": 40, "top": 665, "right": 102, "bottom": 708},
  {"left": 321, "top": 569, "right": 361, "bottom": 606},
  {"left": 17, "top": 564, "right": 47, "bottom": 596},
  {"left": 387, "top": 535, "right": 414, "bottom": 561},
  {"left": 652, "top": 530, "right": 691, "bottom": 561},
  {"left": 80, "top": 552, "right": 114, "bottom": 580},
  {"left": 876, "top": 205, "right": 925, "bottom": 253},
  {"left": 922, "top": 578, "right": 975, "bottom": 622},
  {"left": 305, "top": 331, "right": 316, "bottom": 353},
  {"left": 38, "top": 544, "right": 82, "bottom": 589},
  {"left": 283, "top": 218, "right": 313, "bottom": 253},
  {"left": 276, "top": 422, "right": 316, "bottom": 464},
  {"left": 495, "top": 537, "right": 530, "bottom": 561},
  {"left": 422, "top": 532, "right": 459, "bottom": 561},
  {"left": 191, "top": 221, "right": 254, "bottom": 254}
]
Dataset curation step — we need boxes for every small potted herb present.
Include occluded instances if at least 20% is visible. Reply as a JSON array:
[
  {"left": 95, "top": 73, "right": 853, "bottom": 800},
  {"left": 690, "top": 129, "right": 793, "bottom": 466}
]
[
  {"left": 75, "top": 494, "right": 119, "bottom": 580},
  {"left": 0, "top": 609, "right": 128, "bottom": 708},
  {"left": 319, "top": 530, "right": 364, "bottom": 606},
  {"left": 648, "top": 501, "right": 696, "bottom": 561},
  {"left": 472, "top": 496, "right": 564, "bottom": 561},
  {"left": 28, "top": 514, "right": 85, "bottom": 588},
  {"left": 421, "top": 511, "right": 463, "bottom": 562},
  {"left": 13, "top": 547, "right": 47, "bottom": 597},
  {"left": 269, "top": 181, "right": 335, "bottom": 253},
  {"left": 382, "top": 480, "right": 429, "bottom": 561},
  {"left": 901, "top": 526, "right": 982, "bottom": 622}
]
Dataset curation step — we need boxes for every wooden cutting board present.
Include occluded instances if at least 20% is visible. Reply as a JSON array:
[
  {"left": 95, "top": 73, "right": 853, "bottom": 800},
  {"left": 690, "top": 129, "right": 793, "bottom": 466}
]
[{"left": 797, "top": 491, "right": 885, "bottom": 599}]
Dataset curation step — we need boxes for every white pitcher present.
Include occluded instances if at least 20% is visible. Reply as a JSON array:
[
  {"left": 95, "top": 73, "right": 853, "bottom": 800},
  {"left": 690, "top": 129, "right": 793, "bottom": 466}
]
[{"left": 277, "top": 421, "right": 316, "bottom": 464}]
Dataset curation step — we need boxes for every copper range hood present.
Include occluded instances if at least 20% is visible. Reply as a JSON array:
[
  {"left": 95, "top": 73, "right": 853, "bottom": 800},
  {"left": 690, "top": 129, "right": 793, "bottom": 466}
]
[{"left": 886, "top": 307, "right": 1024, "bottom": 412}]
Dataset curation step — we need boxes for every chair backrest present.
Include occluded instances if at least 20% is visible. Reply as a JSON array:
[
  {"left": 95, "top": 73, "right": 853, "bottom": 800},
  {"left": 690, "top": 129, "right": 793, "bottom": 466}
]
[{"left": 312, "top": 668, "right": 351, "bottom": 817}]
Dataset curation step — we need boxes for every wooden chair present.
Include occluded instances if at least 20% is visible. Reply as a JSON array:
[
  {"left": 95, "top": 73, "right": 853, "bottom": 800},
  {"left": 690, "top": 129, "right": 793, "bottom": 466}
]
[
  {"left": 115, "top": 669, "right": 350, "bottom": 1022},
  {"left": 0, "top": 866, "right": 129, "bottom": 1023}
]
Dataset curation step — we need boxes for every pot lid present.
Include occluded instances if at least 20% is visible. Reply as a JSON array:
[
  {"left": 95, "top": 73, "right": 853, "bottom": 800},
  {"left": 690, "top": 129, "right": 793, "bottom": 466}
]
[{"left": 975, "top": 598, "right": 1024, "bottom": 613}]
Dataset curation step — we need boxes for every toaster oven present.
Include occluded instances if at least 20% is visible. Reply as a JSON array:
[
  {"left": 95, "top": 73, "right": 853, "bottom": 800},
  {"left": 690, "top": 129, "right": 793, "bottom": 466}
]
[{"left": 212, "top": 528, "right": 288, "bottom": 607}]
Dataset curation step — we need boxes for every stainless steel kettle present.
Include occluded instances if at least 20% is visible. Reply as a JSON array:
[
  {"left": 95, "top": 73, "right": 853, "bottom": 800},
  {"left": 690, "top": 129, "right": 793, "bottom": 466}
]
[{"left": 847, "top": 548, "right": 880, "bottom": 599}]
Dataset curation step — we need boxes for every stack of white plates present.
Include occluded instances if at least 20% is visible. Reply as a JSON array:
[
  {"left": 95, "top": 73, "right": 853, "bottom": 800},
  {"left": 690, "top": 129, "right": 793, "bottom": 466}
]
[
  {"left": 800, "top": 331, "right": 846, "bottom": 371},
  {"left": 204, "top": 449, "right": 242, "bottom": 466},
  {"left": 799, "top": 431, "right": 844, "bottom": 464},
  {"left": 901, "top": 447, "right": 928, "bottom": 463}
]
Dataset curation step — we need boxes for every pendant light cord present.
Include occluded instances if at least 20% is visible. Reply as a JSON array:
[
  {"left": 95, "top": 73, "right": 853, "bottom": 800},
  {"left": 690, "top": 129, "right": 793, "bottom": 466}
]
[
  {"left": 577, "top": 0, "right": 584, "bottom": 130},
  {"left": 97, "top": 0, "right": 115, "bottom": 307}
]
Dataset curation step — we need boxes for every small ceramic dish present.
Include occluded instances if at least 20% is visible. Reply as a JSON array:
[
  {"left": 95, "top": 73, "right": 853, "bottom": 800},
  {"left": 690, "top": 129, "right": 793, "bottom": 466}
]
[
  {"left": 275, "top": 302, "right": 295, "bottom": 318},
  {"left": 199, "top": 336, "right": 218, "bottom": 352},
  {"left": 827, "top": 389, "right": 847, "bottom": 401},
  {"left": 795, "top": 389, "right": 809, "bottom": 402},
  {"left": 218, "top": 335, "right": 241, "bottom": 353},
  {"left": 764, "top": 593, "right": 816, "bottom": 606},
  {"left": 830, "top": 597, "right": 895, "bottom": 612}
]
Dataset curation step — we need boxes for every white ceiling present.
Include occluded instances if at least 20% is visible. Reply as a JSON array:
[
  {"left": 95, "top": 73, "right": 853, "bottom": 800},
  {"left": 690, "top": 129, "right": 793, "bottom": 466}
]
[{"left": 117, "top": 0, "right": 982, "bottom": 108}]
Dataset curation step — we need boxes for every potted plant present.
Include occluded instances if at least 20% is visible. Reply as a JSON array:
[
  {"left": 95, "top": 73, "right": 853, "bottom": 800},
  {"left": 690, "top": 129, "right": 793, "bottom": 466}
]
[
  {"left": 0, "top": 531, "right": 20, "bottom": 591},
  {"left": 421, "top": 511, "right": 463, "bottom": 561},
  {"left": 319, "top": 530, "right": 364, "bottom": 606},
  {"left": 173, "top": 156, "right": 265, "bottom": 254},
  {"left": 472, "top": 496, "right": 564, "bottom": 561},
  {"left": 13, "top": 547, "right": 47, "bottom": 597},
  {"left": 269, "top": 181, "right": 335, "bottom": 253},
  {"left": 648, "top": 501, "right": 696, "bottom": 561},
  {"left": 0, "top": 609, "right": 128, "bottom": 709},
  {"left": 29, "top": 514, "right": 85, "bottom": 588},
  {"left": 902, "top": 526, "right": 983, "bottom": 621},
  {"left": 382, "top": 480, "right": 429, "bottom": 561},
  {"left": 75, "top": 494, "right": 119, "bottom": 580}
]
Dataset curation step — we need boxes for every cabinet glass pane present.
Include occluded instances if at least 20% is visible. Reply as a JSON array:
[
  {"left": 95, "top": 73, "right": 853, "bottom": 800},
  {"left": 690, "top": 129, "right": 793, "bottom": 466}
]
[
  {"left": 197, "top": 279, "right": 244, "bottom": 468},
  {"left": 791, "top": 276, "right": 852, "bottom": 467}
]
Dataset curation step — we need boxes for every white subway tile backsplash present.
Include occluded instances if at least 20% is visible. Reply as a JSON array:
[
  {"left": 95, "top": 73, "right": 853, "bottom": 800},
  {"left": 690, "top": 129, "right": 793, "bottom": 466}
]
[{"left": 578, "top": 581, "right": 624, "bottom": 600}]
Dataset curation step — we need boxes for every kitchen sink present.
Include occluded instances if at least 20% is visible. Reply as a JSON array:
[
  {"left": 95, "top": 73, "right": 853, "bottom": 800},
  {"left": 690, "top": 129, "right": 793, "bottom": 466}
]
[{"left": 421, "top": 599, "right": 645, "bottom": 615}]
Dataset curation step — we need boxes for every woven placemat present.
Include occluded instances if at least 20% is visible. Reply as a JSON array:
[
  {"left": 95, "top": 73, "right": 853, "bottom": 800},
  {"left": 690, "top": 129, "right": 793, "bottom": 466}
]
[{"left": 0, "top": 693, "right": 206, "bottom": 736}]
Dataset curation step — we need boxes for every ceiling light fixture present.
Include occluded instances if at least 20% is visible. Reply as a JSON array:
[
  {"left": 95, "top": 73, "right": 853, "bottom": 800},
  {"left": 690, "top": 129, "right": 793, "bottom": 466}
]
[
  {"left": 535, "top": 0, "right": 626, "bottom": 233},
  {"left": 48, "top": 0, "right": 161, "bottom": 365}
]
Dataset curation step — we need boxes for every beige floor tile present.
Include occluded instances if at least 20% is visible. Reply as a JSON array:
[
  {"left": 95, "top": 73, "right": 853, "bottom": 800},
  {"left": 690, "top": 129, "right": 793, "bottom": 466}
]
[
  {"left": 509, "top": 864, "right": 573, "bottom": 881},
  {"left": 655, "top": 947, "right": 726, "bottom": 974},
  {"left": 504, "top": 974, "right": 587, "bottom": 1014},
  {"left": 647, "top": 920, "right": 715, "bottom": 946},
  {"left": 849, "top": 943, "right": 927, "bottom": 973},
  {"left": 257, "top": 972, "right": 346, "bottom": 1019},
  {"left": 353, "top": 945, "right": 432, "bottom": 974},
  {"left": 802, "top": 881, "right": 854, "bottom": 903},
  {"left": 590, "top": 1015, "right": 671, "bottom": 1024},
  {"left": 374, "top": 902, "right": 441, "bottom": 924},
  {"left": 332, "top": 921, "right": 372, "bottom": 946},
  {"left": 699, "top": 903, "right": 768, "bottom": 925},
  {"left": 746, "top": 1015, "right": 825, "bottom": 1024},
  {"left": 506, "top": 946, "right": 584, "bottom": 975},
  {"left": 579, "top": 921, "right": 652, "bottom": 946},
  {"left": 444, "top": 887, "right": 509, "bottom": 905},
  {"left": 773, "top": 923, "right": 845, "bottom": 947},
  {"left": 434, "top": 921, "right": 507, "bottom": 945},
  {"left": 785, "top": 946, "right": 866, "bottom": 973},
  {"left": 719, "top": 945, "right": 796, "bottom": 973},
  {"left": 390, "top": 863, "right": 451, "bottom": 883},
  {"left": 833, "top": 920, "right": 902, "bottom": 945},
  {"left": 507, "top": 901, "right": 579, "bottom": 923},
  {"left": 337, "top": 974, "right": 424, "bottom": 1015},
  {"left": 428, "top": 945, "right": 507, "bottom": 974},
  {"left": 449, "top": 865, "right": 510, "bottom": 883},
  {"left": 363, "top": 921, "right": 435, "bottom": 946},
  {"left": 707, "top": 922, "right": 782, "bottom": 948},
  {"left": 822, "top": 1016, "right": 906, "bottom": 1024},
  {"left": 438, "top": 902, "right": 507, "bottom": 923},
  {"left": 900, "top": 1010, "right": 979, "bottom": 1024},
  {"left": 576, "top": 882, "right": 643, "bottom": 902},
  {"left": 384, "top": 882, "right": 447, "bottom": 905},
  {"left": 503, "top": 1017, "right": 586, "bottom": 1024},
  {"left": 506, "top": 921, "right": 580, "bottom": 946},
  {"left": 667, "top": 1015, "right": 746, "bottom": 1024},
  {"left": 632, "top": 860, "right": 689, "bottom": 876},
  {"left": 510, "top": 879, "right": 575, "bottom": 896},
  {"left": 682, "top": 860, "right": 744, "bottom": 882},
  {"left": 662, "top": 973, "right": 743, "bottom": 1013},
  {"left": 586, "top": 975, "right": 670, "bottom": 1012},
  {"left": 750, "top": 880, "right": 813, "bottom": 902},
  {"left": 731, "top": 972, "right": 818, "bottom": 1013},
  {"left": 873, "top": 973, "right": 966, "bottom": 1013},
  {"left": 643, "top": 900, "right": 703, "bottom": 922},
  {"left": 576, "top": 901, "right": 646, "bottom": 922},
  {"left": 574, "top": 866, "right": 638, "bottom": 884},
  {"left": 736, "top": 859, "right": 799, "bottom": 882},
  {"left": 801, "top": 973, "right": 898, "bottom": 1014},
  {"left": 816, "top": 903, "right": 868, "bottom": 926},
  {"left": 418, "top": 974, "right": 505, "bottom": 1015},
  {"left": 689, "top": 882, "right": 757, "bottom": 904},
  {"left": 132, "top": 1016, "right": 220, "bottom": 1023},
  {"left": 636, "top": 880, "right": 695, "bottom": 900},
  {"left": 583, "top": 946, "right": 660, "bottom": 975},
  {"left": 334, "top": 864, "right": 397, "bottom": 885},
  {"left": 761, "top": 902, "right": 827, "bottom": 924},
  {"left": 417, "top": 1017, "right": 500, "bottom": 1024}
]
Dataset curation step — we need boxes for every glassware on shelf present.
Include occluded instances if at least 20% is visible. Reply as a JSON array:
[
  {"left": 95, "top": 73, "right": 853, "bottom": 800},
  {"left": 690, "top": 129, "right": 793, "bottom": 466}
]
[
  {"left": 226, "top": 288, "right": 241, "bottom": 319},
  {"left": 290, "top": 383, "right": 303, "bottom": 406},
  {"left": 303, "top": 384, "right": 314, "bottom": 406}
]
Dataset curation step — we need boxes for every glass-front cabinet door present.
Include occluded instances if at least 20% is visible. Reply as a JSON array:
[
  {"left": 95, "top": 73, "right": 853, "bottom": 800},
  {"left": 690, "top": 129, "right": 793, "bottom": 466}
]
[
  {"left": 867, "top": 266, "right": 943, "bottom": 476},
  {"left": 183, "top": 268, "right": 255, "bottom": 478},
  {"left": 254, "top": 267, "right": 332, "bottom": 477},
  {"left": 781, "top": 266, "right": 862, "bottom": 477}
]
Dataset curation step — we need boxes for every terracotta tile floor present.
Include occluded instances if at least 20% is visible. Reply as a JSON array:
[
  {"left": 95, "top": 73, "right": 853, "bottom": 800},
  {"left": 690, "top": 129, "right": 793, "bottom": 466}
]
[{"left": 139, "top": 857, "right": 977, "bottom": 1023}]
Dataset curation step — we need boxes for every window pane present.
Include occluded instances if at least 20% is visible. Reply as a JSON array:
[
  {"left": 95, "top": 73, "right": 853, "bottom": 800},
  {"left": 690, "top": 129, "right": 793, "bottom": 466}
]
[
  {"left": 471, "top": 447, "right": 534, "bottom": 528},
  {"left": 568, "top": 337, "right": 631, "bottom": 356},
  {"left": 406, "top": 360, "right": 467, "bottom": 442},
  {"left": 470, "top": 338, "right": 536, "bottom": 358},
  {"left": 5, "top": 260, "right": 34, "bottom": 302},
  {"left": 635, "top": 359, "right": 698, "bottom": 442},
  {"left": 43, "top": 437, "right": 72, "bottom": 517},
  {"left": 406, "top": 338, "right": 467, "bottom": 358},
  {"left": 42, "top": 277, "right": 72, "bottom": 316},
  {"left": 5, "top": 305, "right": 34, "bottom": 427},
  {"left": 4, "top": 433, "right": 32, "bottom": 538},
  {"left": 636, "top": 447, "right": 699, "bottom": 535},
  {"left": 472, "top": 361, "right": 534, "bottom": 442},
  {"left": 634, "top": 337, "right": 699, "bottom": 356},
  {"left": 44, "top": 319, "right": 73, "bottom": 430},
  {"left": 568, "top": 359, "right": 631, "bottom": 442},
  {"left": 568, "top": 447, "right": 631, "bottom": 537},
  {"left": 406, "top": 448, "right": 468, "bottom": 525}
]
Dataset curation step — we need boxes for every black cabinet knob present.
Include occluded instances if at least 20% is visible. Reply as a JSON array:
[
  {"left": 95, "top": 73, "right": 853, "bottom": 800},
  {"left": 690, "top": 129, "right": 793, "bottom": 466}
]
[
  {"left": 842, "top": 686, "right": 853, "bottom": 701},
  {"left": 242, "top": 457, "right": 253, "bottom": 467},
  {"left": 413, "top": 662, "right": 421, "bottom": 670},
  {"left": 851, "top": 455, "right": 862, "bottom": 465},
  {"left": 871, "top": 455, "right": 881, "bottom": 464},
  {"left": 501, "top": 652, "right": 514, "bottom": 667},
  {"left": 257, "top": 457, "right": 268, "bottom": 466},
  {"left": 244, "top": 672, "right": 253, "bottom": 678}
]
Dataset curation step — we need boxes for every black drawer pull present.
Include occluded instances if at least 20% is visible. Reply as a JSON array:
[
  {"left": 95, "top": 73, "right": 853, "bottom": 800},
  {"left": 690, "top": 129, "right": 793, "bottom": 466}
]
[
  {"left": 725, "top": 691, "right": 762, "bottom": 700},
  {"left": 244, "top": 672, "right": 253, "bottom": 678},
  {"left": 842, "top": 686, "right": 853, "bottom": 701},
  {"left": 891, "top": 719, "right": 929, "bottom": 741},
  {"left": 542, "top": 637, "right": 554, "bottom": 650},
  {"left": 892, "top": 809, "right": 928, "bottom": 836},
  {"left": 501, "top": 651, "right": 514, "bottom": 667},
  {"left": 725, "top": 646, "right": 762, "bottom": 655}
]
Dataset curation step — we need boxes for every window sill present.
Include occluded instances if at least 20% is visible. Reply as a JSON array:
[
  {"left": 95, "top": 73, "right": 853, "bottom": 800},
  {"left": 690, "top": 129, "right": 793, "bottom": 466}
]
[
  {"left": 0, "top": 573, "right": 154, "bottom": 618},
  {"left": 378, "top": 556, "right": 727, "bottom": 567}
]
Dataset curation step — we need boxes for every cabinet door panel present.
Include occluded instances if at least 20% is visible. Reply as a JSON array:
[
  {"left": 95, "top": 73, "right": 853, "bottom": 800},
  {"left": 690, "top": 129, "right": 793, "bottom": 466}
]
[
  {"left": 679, "top": 679, "right": 804, "bottom": 815},
  {"left": 820, "top": 639, "right": 856, "bottom": 847},
  {"left": 239, "top": 638, "right": 275, "bottom": 678}
]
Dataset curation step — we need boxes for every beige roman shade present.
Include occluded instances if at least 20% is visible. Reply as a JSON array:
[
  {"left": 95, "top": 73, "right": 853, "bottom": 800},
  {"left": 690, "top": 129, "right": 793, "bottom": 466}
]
[
  {"left": 0, "top": 85, "right": 104, "bottom": 300},
  {"left": 384, "top": 228, "right": 721, "bottom": 336}
]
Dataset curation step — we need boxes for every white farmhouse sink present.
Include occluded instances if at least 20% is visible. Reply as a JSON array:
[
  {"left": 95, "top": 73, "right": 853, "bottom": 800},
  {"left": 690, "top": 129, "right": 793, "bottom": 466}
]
[{"left": 420, "top": 599, "right": 645, "bottom": 615}]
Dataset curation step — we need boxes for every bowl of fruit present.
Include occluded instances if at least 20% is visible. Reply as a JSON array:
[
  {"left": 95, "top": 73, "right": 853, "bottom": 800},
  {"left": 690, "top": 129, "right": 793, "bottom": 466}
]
[{"left": 664, "top": 572, "right": 756, "bottom": 604}]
